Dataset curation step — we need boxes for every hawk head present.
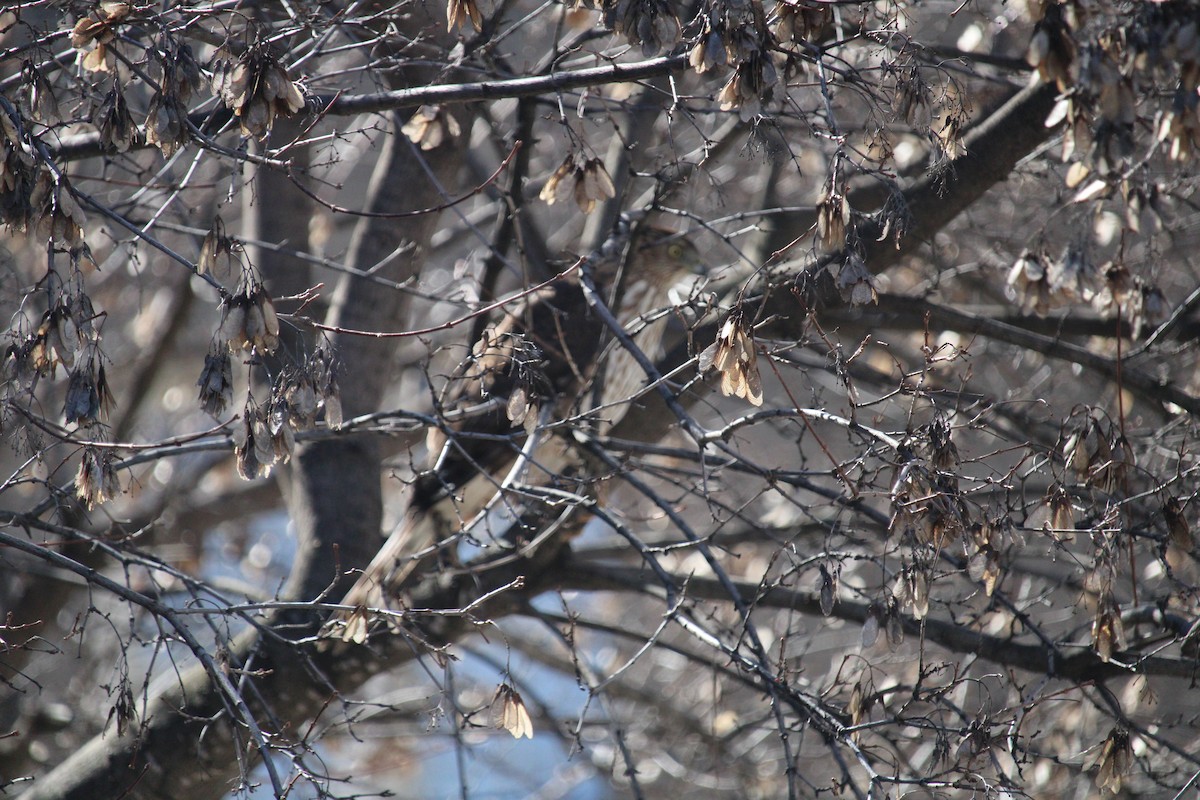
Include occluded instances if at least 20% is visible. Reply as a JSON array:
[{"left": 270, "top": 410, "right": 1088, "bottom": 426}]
[{"left": 592, "top": 224, "right": 704, "bottom": 295}]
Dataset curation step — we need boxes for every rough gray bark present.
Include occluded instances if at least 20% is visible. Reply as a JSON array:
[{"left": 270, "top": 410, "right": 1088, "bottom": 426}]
[{"left": 243, "top": 120, "right": 314, "bottom": 302}]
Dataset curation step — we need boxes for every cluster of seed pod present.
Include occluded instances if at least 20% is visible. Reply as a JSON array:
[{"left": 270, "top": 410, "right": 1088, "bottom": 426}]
[
  {"left": 1006, "top": 250, "right": 1069, "bottom": 317},
  {"left": 11, "top": 287, "right": 112, "bottom": 438},
  {"left": 885, "top": 419, "right": 975, "bottom": 619},
  {"left": 447, "top": 0, "right": 483, "bottom": 32},
  {"left": 1063, "top": 410, "right": 1135, "bottom": 494},
  {"left": 1, "top": 268, "right": 118, "bottom": 506},
  {"left": 1029, "top": 1, "right": 1200, "bottom": 181},
  {"left": 91, "top": 82, "right": 135, "bottom": 153},
  {"left": 845, "top": 672, "right": 874, "bottom": 737},
  {"left": 1041, "top": 483, "right": 1075, "bottom": 535},
  {"left": 145, "top": 41, "right": 203, "bottom": 156},
  {"left": 196, "top": 213, "right": 341, "bottom": 476},
  {"left": 1, "top": 100, "right": 87, "bottom": 250},
  {"left": 234, "top": 398, "right": 288, "bottom": 480},
  {"left": 599, "top": 0, "right": 678, "bottom": 56},
  {"left": 689, "top": 0, "right": 760, "bottom": 75},
  {"left": 688, "top": 0, "right": 828, "bottom": 119},
  {"left": 889, "top": 452, "right": 967, "bottom": 549},
  {"left": 70, "top": 7, "right": 301, "bottom": 148},
  {"left": 197, "top": 347, "right": 234, "bottom": 419},
  {"left": 472, "top": 329, "right": 546, "bottom": 427},
  {"left": 771, "top": 0, "right": 830, "bottom": 46},
  {"left": 1092, "top": 727, "right": 1133, "bottom": 794},
  {"left": 1077, "top": 506, "right": 1128, "bottom": 666},
  {"left": 860, "top": 597, "right": 905, "bottom": 652},
  {"left": 1134, "top": 8, "right": 1200, "bottom": 162},
  {"left": 229, "top": 351, "right": 341, "bottom": 480},
  {"left": 1091, "top": 593, "right": 1127, "bottom": 663},
  {"left": 5, "top": 277, "right": 98, "bottom": 388},
  {"left": 890, "top": 61, "right": 932, "bottom": 128},
  {"left": 63, "top": 353, "right": 113, "bottom": 427},
  {"left": 489, "top": 684, "right": 534, "bottom": 739},
  {"left": 965, "top": 520, "right": 1003, "bottom": 597},
  {"left": 716, "top": 51, "right": 778, "bottom": 121},
  {"left": 1005, "top": 246, "right": 1165, "bottom": 330},
  {"left": 211, "top": 42, "right": 305, "bottom": 139},
  {"left": 23, "top": 63, "right": 61, "bottom": 126},
  {"left": 1026, "top": 3, "right": 1076, "bottom": 91},
  {"left": 280, "top": 349, "right": 342, "bottom": 431},
  {"left": 1093, "top": 261, "right": 1167, "bottom": 338},
  {"left": 698, "top": 310, "right": 763, "bottom": 407},
  {"left": 831, "top": 253, "right": 876, "bottom": 308},
  {"left": 539, "top": 155, "right": 615, "bottom": 214},
  {"left": 0, "top": 107, "right": 38, "bottom": 233},
  {"left": 401, "top": 106, "right": 462, "bottom": 152},
  {"left": 891, "top": 565, "right": 931, "bottom": 621},
  {"left": 1163, "top": 495, "right": 1195, "bottom": 570},
  {"left": 76, "top": 445, "right": 120, "bottom": 510},
  {"left": 218, "top": 278, "right": 279, "bottom": 355},
  {"left": 197, "top": 217, "right": 240, "bottom": 286},
  {"left": 144, "top": 84, "right": 186, "bottom": 155},
  {"left": 30, "top": 173, "right": 86, "bottom": 246},
  {"left": 70, "top": 1, "right": 132, "bottom": 73},
  {"left": 10, "top": 303, "right": 77, "bottom": 383},
  {"left": 816, "top": 172, "right": 850, "bottom": 253}
]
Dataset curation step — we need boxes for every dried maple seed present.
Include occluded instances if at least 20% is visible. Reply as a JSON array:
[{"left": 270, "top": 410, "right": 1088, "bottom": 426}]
[
  {"left": 401, "top": 105, "right": 462, "bottom": 151},
  {"left": 283, "top": 373, "right": 319, "bottom": 430},
  {"left": 1026, "top": 5, "right": 1076, "bottom": 91},
  {"left": 835, "top": 253, "right": 878, "bottom": 307},
  {"left": 72, "top": 2, "right": 132, "bottom": 73},
  {"left": 219, "top": 280, "right": 279, "bottom": 354},
  {"left": 1093, "top": 728, "right": 1132, "bottom": 794},
  {"left": 339, "top": 606, "right": 370, "bottom": 644},
  {"left": 76, "top": 445, "right": 120, "bottom": 509},
  {"left": 63, "top": 358, "right": 111, "bottom": 426},
  {"left": 1091, "top": 597, "right": 1126, "bottom": 662},
  {"left": 699, "top": 312, "right": 763, "bottom": 406},
  {"left": 1006, "top": 250, "right": 1056, "bottom": 316},
  {"left": 268, "top": 400, "right": 295, "bottom": 464},
  {"left": 197, "top": 348, "right": 233, "bottom": 418},
  {"left": 539, "top": 155, "right": 614, "bottom": 214},
  {"left": 539, "top": 157, "right": 575, "bottom": 206},
  {"left": 601, "top": 0, "right": 677, "bottom": 55},
  {"left": 717, "top": 52, "right": 778, "bottom": 120},
  {"left": 1164, "top": 496, "right": 1193, "bottom": 554},
  {"left": 817, "top": 175, "right": 850, "bottom": 252},
  {"left": 211, "top": 44, "right": 305, "bottom": 139},
  {"left": 773, "top": 0, "right": 830, "bottom": 45},
  {"left": 197, "top": 217, "right": 239, "bottom": 285},
  {"left": 490, "top": 685, "right": 534, "bottom": 739},
  {"left": 31, "top": 174, "right": 86, "bottom": 246},
  {"left": 92, "top": 82, "right": 135, "bottom": 153},
  {"left": 447, "top": 0, "right": 483, "bottom": 32},
  {"left": 234, "top": 404, "right": 273, "bottom": 480},
  {"left": 575, "top": 158, "right": 616, "bottom": 213},
  {"left": 144, "top": 90, "right": 188, "bottom": 156},
  {"left": 689, "top": 27, "right": 725, "bottom": 74},
  {"left": 25, "top": 63, "right": 62, "bottom": 125}
]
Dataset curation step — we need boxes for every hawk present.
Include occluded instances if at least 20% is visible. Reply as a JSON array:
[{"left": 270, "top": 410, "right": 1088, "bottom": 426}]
[{"left": 329, "top": 225, "right": 702, "bottom": 638}]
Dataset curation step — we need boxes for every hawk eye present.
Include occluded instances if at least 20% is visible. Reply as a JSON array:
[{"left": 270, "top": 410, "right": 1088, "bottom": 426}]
[{"left": 667, "top": 243, "right": 684, "bottom": 259}]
